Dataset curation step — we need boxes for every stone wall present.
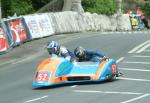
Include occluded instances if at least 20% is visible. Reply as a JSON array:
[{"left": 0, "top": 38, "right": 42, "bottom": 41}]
[{"left": 46, "top": 11, "right": 132, "bottom": 34}]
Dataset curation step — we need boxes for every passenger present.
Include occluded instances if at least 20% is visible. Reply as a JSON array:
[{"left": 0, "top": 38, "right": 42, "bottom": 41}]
[
  {"left": 74, "top": 46, "right": 106, "bottom": 62},
  {"left": 47, "top": 41, "right": 76, "bottom": 62}
]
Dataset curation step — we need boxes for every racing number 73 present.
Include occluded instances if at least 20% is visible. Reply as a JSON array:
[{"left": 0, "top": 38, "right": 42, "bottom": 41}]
[{"left": 112, "top": 64, "right": 117, "bottom": 74}]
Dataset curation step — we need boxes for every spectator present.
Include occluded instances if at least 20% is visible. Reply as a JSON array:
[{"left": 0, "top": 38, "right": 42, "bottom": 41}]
[
  {"left": 127, "top": 9, "right": 132, "bottom": 16},
  {"left": 126, "top": 9, "right": 134, "bottom": 30},
  {"left": 131, "top": 16, "right": 139, "bottom": 30},
  {"left": 136, "top": 7, "right": 150, "bottom": 29}
]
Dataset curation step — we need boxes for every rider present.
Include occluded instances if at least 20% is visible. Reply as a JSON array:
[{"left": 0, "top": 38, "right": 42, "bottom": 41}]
[
  {"left": 74, "top": 46, "right": 106, "bottom": 62},
  {"left": 47, "top": 41, "right": 76, "bottom": 62}
]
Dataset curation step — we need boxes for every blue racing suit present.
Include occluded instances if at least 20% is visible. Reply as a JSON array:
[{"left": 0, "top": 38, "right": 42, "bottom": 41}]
[
  {"left": 57, "top": 46, "right": 77, "bottom": 62},
  {"left": 77, "top": 50, "right": 105, "bottom": 62}
]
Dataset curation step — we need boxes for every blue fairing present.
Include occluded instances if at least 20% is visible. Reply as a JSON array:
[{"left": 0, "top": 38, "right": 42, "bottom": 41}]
[
  {"left": 68, "top": 63, "right": 99, "bottom": 75},
  {"left": 55, "top": 60, "right": 73, "bottom": 77},
  {"left": 52, "top": 54, "right": 100, "bottom": 77}
]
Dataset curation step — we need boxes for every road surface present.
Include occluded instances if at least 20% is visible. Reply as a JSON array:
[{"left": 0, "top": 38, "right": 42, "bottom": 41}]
[{"left": 0, "top": 31, "right": 150, "bottom": 103}]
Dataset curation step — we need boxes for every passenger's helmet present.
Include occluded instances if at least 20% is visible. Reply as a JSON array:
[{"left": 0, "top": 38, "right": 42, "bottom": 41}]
[
  {"left": 74, "top": 46, "right": 85, "bottom": 58},
  {"left": 47, "top": 41, "right": 60, "bottom": 55}
]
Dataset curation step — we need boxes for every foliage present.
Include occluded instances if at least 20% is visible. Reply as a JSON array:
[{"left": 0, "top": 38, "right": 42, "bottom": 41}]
[
  {"left": 82, "top": 0, "right": 117, "bottom": 15},
  {"left": 1, "top": 0, "right": 34, "bottom": 17},
  {"left": 123, "top": 0, "right": 150, "bottom": 18},
  {"left": 31, "top": 0, "right": 53, "bottom": 11},
  {"left": 11, "top": 0, "right": 34, "bottom": 15},
  {"left": 142, "top": 2, "right": 150, "bottom": 18},
  {"left": 1, "top": 0, "right": 12, "bottom": 17},
  {"left": 1, "top": 0, "right": 51, "bottom": 18},
  {"left": 1, "top": 0, "right": 149, "bottom": 18}
]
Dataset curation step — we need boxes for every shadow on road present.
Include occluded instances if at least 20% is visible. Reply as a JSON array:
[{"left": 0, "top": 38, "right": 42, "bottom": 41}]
[{"left": 33, "top": 79, "right": 121, "bottom": 90}]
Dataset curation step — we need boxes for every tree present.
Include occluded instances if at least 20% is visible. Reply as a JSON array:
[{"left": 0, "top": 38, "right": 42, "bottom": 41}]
[
  {"left": 82, "top": 0, "right": 117, "bottom": 15},
  {"left": 1, "top": 0, "right": 34, "bottom": 17},
  {"left": 142, "top": 2, "right": 150, "bottom": 18},
  {"left": 63, "top": 0, "right": 84, "bottom": 13},
  {"left": 1, "top": 0, "right": 11, "bottom": 17},
  {"left": 31, "top": 0, "right": 52, "bottom": 11},
  {"left": 1, "top": 0, "right": 51, "bottom": 18},
  {"left": 116, "top": 0, "right": 122, "bottom": 15}
]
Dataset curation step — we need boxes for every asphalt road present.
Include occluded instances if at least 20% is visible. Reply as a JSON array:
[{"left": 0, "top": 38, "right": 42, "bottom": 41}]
[{"left": 0, "top": 31, "right": 150, "bottom": 103}]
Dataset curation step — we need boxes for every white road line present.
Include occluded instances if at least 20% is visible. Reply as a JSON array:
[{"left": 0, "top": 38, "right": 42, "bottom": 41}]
[
  {"left": 133, "top": 55, "right": 150, "bottom": 58},
  {"left": 104, "top": 91, "right": 141, "bottom": 95},
  {"left": 118, "top": 77, "right": 150, "bottom": 82},
  {"left": 71, "top": 85, "right": 77, "bottom": 88},
  {"left": 74, "top": 90, "right": 144, "bottom": 95},
  {"left": 121, "top": 94, "right": 150, "bottom": 103},
  {"left": 120, "top": 67, "right": 150, "bottom": 72},
  {"left": 143, "top": 50, "right": 150, "bottom": 52},
  {"left": 136, "top": 43, "right": 150, "bottom": 53},
  {"left": 25, "top": 96, "right": 48, "bottom": 103},
  {"left": 56, "top": 35, "right": 66, "bottom": 37},
  {"left": 12, "top": 57, "right": 31, "bottom": 64},
  {"left": 0, "top": 59, "right": 16, "bottom": 66},
  {"left": 123, "top": 61, "right": 150, "bottom": 64},
  {"left": 117, "top": 57, "right": 125, "bottom": 63},
  {"left": 12, "top": 51, "right": 46, "bottom": 64},
  {"left": 128, "top": 40, "right": 150, "bottom": 53}
]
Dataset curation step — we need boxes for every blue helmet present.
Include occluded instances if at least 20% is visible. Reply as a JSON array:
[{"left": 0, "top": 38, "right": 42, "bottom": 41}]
[{"left": 47, "top": 41, "right": 60, "bottom": 55}]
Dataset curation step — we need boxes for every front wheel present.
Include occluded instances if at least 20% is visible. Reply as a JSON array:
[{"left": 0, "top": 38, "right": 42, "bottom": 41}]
[{"left": 110, "top": 74, "right": 116, "bottom": 81}]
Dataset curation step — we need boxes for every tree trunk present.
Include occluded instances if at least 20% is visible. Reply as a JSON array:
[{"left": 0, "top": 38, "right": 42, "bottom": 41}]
[
  {"left": 62, "top": 0, "right": 84, "bottom": 13},
  {"left": 0, "top": 0, "right": 1, "bottom": 19},
  {"left": 116, "top": 0, "right": 123, "bottom": 31},
  {"left": 37, "top": 0, "right": 64, "bottom": 13},
  {"left": 117, "top": 0, "right": 122, "bottom": 16}
]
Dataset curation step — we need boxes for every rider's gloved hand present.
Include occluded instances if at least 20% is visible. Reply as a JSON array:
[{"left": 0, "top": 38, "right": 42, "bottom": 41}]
[
  {"left": 65, "top": 56, "right": 71, "bottom": 61},
  {"left": 102, "top": 56, "right": 108, "bottom": 60},
  {"left": 72, "top": 60, "right": 78, "bottom": 65}
]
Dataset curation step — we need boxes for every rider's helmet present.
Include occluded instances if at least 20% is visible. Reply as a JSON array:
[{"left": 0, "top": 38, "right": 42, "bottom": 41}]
[
  {"left": 74, "top": 46, "right": 85, "bottom": 58},
  {"left": 47, "top": 41, "right": 60, "bottom": 55}
]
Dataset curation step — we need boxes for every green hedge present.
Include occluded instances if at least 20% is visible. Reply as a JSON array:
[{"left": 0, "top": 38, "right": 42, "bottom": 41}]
[
  {"left": 82, "top": 0, "right": 117, "bottom": 15},
  {"left": 2, "top": 0, "right": 34, "bottom": 17},
  {"left": 142, "top": 2, "right": 150, "bottom": 18},
  {"left": 1, "top": 0, "right": 52, "bottom": 18}
]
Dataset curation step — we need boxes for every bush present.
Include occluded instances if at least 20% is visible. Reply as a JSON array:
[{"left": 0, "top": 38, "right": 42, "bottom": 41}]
[
  {"left": 2, "top": 0, "right": 34, "bottom": 17},
  {"left": 1, "top": 0, "right": 52, "bottom": 18},
  {"left": 82, "top": 0, "right": 117, "bottom": 15},
  {"left": 142, "top": 3, "right": 150, "bottom": 18}
]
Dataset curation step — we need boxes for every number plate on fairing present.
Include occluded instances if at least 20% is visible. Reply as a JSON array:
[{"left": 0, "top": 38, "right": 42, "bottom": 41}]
[{"left": 36, "top": 71, "right": 50, "bottom": 82}]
